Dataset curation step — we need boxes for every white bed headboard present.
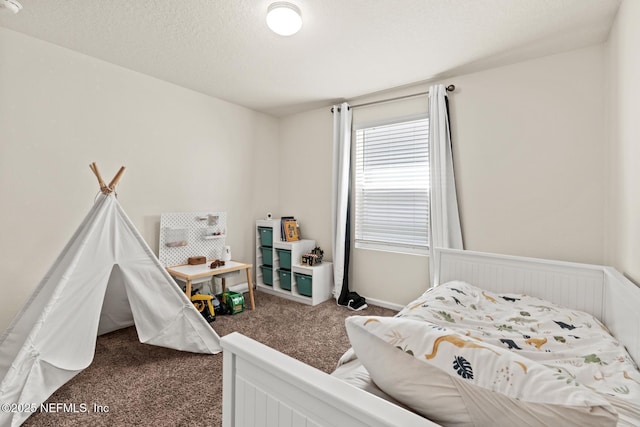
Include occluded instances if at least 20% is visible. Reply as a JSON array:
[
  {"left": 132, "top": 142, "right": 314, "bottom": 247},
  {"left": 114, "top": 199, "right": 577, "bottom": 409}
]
[
  {"left": 603, "top": 267, "right": 640, "bottom": 366},
  {"left": 433, "top": 248, "right": 640, "bottom": 364},
  {"left": 434, "top": 248, "right": 605, "bottom": 318}
]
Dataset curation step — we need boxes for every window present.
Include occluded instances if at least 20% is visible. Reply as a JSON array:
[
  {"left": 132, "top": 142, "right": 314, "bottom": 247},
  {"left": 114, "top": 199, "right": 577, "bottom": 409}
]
[{"left": 354, "top": 116, "right": 429, "bottom": 255}]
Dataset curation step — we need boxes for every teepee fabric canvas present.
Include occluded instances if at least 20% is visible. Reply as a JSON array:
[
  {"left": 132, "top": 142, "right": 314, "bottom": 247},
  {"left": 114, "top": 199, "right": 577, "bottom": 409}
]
[{"left": 0, "top": 193, "right": 221, "bottom": 427}]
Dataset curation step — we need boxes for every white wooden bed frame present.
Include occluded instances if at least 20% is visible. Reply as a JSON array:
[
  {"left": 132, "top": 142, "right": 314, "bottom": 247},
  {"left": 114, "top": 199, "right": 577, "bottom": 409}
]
[{"left": 221, "top": 248, "right": 640, "bottom": 427}]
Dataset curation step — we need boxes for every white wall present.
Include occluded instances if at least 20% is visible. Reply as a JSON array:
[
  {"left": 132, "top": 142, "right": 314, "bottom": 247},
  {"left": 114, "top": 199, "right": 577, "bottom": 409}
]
[
  {"left": 0, "top": 28, "right": 280, "bottom": 331},
  {"left": 452, "top": 45, "right": 605, "bottom": 264},
  {"left": 279, "top": 45, "right": 606, "bottom": 307},
  {"left": 278, "top": 108, "right": 334, "bottom": 253},
  {"left": 605, "top": 0, "right": 640, "bottom": 285}
]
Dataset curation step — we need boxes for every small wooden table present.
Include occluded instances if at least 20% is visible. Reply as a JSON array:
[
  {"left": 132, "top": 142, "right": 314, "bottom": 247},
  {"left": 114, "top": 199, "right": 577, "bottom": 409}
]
[{"left": 166, "top": 260, "right": 255, "bottom": 310}]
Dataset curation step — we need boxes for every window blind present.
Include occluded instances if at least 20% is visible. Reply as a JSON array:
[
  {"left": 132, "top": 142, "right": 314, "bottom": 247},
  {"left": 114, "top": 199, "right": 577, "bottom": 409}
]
[{"left": 354, "top": 117, "right": 430, "bottom": 254}]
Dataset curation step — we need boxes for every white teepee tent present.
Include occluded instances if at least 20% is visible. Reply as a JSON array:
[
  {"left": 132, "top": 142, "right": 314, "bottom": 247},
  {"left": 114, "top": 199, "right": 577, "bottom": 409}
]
[{"left": 0, "top": 164, "right": 222, "bottom": 427}]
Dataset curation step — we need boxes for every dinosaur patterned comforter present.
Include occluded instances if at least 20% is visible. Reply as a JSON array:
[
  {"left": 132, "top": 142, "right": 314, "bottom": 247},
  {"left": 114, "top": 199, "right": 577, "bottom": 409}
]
[{"left": 396, "top": 281, "right": 640, "bottom": 422}]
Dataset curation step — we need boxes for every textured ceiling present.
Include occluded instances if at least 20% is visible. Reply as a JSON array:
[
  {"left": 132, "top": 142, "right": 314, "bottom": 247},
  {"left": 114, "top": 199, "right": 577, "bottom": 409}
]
[{"left": 0, "top": 0, "right": 621, "bottom": 116}]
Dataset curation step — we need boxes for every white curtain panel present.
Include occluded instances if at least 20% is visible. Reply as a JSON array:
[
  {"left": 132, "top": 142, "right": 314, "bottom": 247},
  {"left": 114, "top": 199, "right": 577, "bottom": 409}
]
[
  {"left": 331, "top": 102, "right": 352, "bottom": 302},
  {"left": 428, "top": 84, "right": 463, "bottom": 285}
]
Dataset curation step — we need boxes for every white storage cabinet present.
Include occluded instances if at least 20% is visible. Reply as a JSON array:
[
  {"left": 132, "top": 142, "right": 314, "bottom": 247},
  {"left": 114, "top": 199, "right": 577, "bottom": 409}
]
[{"left": 256, "top": 220, "right": 333, "bottom": 306}]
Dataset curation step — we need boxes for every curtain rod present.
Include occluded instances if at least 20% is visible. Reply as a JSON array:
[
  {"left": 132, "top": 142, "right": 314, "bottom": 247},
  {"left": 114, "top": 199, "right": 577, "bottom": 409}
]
[{"left": 331, "top": 84, "right": 455, "bottom": 113}]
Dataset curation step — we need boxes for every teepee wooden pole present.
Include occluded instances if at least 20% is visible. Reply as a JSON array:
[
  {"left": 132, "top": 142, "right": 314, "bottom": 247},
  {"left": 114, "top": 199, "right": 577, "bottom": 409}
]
[
  {"left": 107, "top": 166, "right": 126, "bottom": 191},
  {"left": 89, "top": 162, "right": 109, "bottom": 193},
  {"left": 90, "top": 163, "right": 126, "bottom": 194}
]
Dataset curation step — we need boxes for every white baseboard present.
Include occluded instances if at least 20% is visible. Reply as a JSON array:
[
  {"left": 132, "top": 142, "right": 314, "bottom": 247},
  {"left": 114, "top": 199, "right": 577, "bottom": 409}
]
[
  {"left": 361, "top": 296, "right": 404, "bottom": 312},
  {"left": 222, "top": 284, "right": 402, "bottom": 312},
  {"left": 228, "top": 282, "right": 249, "bottom": 294}
]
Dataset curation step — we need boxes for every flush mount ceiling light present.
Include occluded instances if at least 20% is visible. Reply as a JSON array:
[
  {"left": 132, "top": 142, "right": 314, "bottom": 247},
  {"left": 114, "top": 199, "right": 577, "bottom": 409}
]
[
  {"left": 0, "top": 0, "right": 22, "bottom": 14},
  {"left": 266, "top": 2, "right": 302, "bottom": 36}
]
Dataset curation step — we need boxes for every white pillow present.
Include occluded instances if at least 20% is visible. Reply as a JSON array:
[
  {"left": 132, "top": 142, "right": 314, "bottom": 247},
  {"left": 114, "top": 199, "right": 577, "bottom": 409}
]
[
  {"left": 331, "top": 358, "right": 412, "bottom": 410},
  {"left": 345, "top": 316, "right": 618, "bottom": 427}
]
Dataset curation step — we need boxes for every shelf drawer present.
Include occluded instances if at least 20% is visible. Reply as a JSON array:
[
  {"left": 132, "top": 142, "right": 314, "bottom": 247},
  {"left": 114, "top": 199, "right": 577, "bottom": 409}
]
[
  {"left": 277, "top": 269, "right": 292, "bottom": 291},
  {"left": 260, "top": 265, "right": 273, "bottom": 286},
  {"left": 260, "top": 246, "right": 273, "bottom": 266},
  {"left": 294, "top": 272, "right": 313, "bottom": 297},
  {"left": 276, "top": 249, "right": 292, "bottom": 270},
  {"left": 258, "top": 227, "right": 273, "bottom": 247}
]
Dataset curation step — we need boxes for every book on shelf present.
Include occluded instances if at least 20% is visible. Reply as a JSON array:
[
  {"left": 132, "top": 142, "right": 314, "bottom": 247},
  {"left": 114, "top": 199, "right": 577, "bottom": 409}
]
[
  {"left": 280, "top": 216, "right": 294, "bottom": 240},
  {"left": 281, "top": 217, "right": 300, "bottom": 242}
]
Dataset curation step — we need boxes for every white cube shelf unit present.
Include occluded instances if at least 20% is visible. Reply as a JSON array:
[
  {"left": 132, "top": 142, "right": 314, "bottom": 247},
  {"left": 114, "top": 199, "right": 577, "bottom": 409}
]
[{"left": 256, "top": 219, "right": 333, "bottom": 306}]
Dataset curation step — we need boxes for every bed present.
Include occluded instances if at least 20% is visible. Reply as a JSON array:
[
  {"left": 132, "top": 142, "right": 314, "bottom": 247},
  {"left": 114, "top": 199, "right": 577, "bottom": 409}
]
[{"left": 220, "top": 248, "right": 640, "bottom": 426}]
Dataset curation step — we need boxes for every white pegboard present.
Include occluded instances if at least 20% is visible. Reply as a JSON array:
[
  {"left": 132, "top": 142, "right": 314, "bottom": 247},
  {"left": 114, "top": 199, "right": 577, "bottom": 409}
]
[{"left": 159, "top": 211, "right": 227, "bottom": 267}]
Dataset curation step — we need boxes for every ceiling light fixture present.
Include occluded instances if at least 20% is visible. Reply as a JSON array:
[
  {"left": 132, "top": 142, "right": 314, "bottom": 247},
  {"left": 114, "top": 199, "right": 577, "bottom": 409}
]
[
  {"left": 0, "top": 0, "right": 22, "bottom": 14},
  {"left": 266, "top": 2, "right": 302, "bottom": 36}
]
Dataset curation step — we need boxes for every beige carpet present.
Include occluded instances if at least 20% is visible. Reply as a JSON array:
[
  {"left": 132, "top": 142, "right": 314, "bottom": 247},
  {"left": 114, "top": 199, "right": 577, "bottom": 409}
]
[{"left": 23, "top": 290, "right": 395, "bottom": 426}]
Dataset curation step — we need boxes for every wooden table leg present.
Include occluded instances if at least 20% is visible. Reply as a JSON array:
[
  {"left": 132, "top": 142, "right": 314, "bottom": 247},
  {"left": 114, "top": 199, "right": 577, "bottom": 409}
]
[
  {"left": 185, "top": 279, "right": 192, "bottom": 299},
  {"left": 221, "top": 278, "right": 227, "bottom": 304},
  {"left": 246, "top": 267, "right": 255, "bottom": 310}
]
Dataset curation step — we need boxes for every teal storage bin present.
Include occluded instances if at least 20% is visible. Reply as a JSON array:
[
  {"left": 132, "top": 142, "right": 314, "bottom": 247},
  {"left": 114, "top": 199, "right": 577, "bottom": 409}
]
[
  {"left": 260, "top": 246, "right": 273, "bottom": 266},
  {"left": 258, "top": 226, "right": 273, "bottom": 247},
  {"left": 277, "top": 269, "right": 292, "bottom": 291},
  {"left": 276, "top": 249, "right": 292, "bottom": 270},
  {"left": 295, "top": 272, "right": 313, "bottom": 297},
  {"left": 260, "top": 265, "right": 273, "bottom": 286}
]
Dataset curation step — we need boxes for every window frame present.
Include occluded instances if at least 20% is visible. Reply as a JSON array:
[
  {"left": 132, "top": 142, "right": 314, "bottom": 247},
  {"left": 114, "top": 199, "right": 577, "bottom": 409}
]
[{"left": 352, "top": 113, "right": 430, "bottom": 256}]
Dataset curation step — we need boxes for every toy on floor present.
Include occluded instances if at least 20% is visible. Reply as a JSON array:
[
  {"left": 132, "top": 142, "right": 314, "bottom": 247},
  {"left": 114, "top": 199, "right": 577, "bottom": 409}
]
[
  {"left": 217, "top": 291, "right": 245, "bottom": 315},
  {"left": 190, "top": 291, "right": 218, "bottom": 323}
]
